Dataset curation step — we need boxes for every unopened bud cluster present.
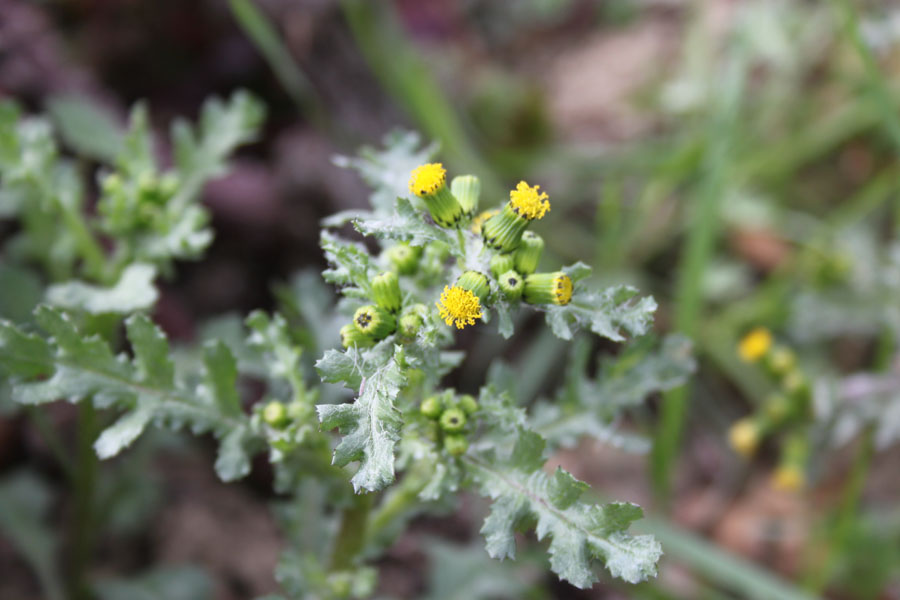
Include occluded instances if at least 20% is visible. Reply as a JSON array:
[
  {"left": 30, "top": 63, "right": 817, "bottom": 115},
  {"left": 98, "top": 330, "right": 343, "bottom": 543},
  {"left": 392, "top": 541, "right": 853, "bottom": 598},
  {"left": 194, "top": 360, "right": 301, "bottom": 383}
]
[{"left": 419, "top": 391, "right": 479, "bottom": 456}]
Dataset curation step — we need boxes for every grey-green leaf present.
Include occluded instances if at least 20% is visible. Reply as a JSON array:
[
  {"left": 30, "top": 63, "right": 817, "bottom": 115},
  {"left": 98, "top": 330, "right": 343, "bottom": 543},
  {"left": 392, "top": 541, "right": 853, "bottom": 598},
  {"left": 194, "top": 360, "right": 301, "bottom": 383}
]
[
  {"left": 317, "top": 353, "right": 406, "bottom": 493},
  {"left": 45, "top": 263, "right": 158, "bottom": 314}
]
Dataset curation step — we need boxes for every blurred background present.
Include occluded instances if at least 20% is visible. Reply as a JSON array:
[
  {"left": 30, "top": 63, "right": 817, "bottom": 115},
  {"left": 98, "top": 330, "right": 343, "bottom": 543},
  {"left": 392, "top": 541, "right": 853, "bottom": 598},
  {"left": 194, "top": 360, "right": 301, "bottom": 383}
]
[{"left": 3, "top": 0, "right": 900, "bottom": 598}]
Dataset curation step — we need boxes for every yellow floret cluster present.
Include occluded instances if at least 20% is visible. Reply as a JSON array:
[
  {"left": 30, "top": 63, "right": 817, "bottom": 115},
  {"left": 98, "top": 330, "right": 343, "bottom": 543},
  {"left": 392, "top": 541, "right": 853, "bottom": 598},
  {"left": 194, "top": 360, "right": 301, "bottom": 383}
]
[
  {"left": 408, "top": 163, "right": 446, "bottom": 197},
  {"left": 738, "top": 327, "right": 772, "bottom": 363},
  {"left": 509, "top": 181, "right": 550, "bottom": 220},
  {"left": 436, "top": 285, "right": 483, "bottom": 329},
  {"left": 553, "top": 273, "right": 573, "bottom": 305}
]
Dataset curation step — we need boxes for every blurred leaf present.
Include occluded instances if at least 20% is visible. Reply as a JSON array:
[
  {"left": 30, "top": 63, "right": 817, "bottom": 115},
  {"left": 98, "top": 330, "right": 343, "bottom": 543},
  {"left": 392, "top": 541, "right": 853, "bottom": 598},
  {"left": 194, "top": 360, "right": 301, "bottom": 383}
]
[
  {"left": 45, "top": 263, "right": 158, "bottom": 314},
  {"left": 333, "top": 129, "right": 437, "bottom": 214},
  {"left": 227, "top": 0, "right": 319, "bottom": 116},
  {"left": 641, "top": 518, "right": 818, "bottom": 600},
  {"left": 0, "top": 472, "right": 65, "bottom": 600},
  {"left": 545, "top": 285, "right": 657, "bottom": 342},
  {"left": 535, "top": 334, "right": 695, "bottom": 451},
  {"left": 0, "top": 307, "right": 260, "bottom": 481},
  {"left": 46, "top": 95, "right": 123, "bottom": 162},
  {"left": 0, "top": 262, "right": 43, "bottom": 322},
  {"left": 421, "top": 539, "right": 538, "bottom": 600},
  {"left": 94, "top": 566, "right": 213, "bottom": 600},
  {"left": 171, "top": 90, "right": 264, "bottom": 201}
]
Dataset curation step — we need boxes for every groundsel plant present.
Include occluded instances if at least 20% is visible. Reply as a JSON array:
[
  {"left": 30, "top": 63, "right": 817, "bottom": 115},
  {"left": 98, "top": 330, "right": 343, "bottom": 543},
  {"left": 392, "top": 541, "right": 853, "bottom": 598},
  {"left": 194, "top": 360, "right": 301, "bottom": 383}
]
[{"left": 0, "top": 92, "right": 693, "bottom": 597}]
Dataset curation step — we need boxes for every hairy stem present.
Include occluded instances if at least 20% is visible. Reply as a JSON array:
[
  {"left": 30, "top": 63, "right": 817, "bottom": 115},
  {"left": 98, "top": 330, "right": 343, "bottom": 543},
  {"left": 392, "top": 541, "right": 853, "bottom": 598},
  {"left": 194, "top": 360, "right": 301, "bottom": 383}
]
[
  {"left": 329, "top": 492, "right": 373, "bottom": 571},
  {"left": 69, "top": 401, "right": 98, "bottom": 600}
]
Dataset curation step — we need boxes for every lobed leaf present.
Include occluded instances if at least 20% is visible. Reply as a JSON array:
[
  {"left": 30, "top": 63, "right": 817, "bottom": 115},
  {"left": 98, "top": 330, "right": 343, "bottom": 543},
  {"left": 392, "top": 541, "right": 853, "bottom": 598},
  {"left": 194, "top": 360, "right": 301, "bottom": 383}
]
[
  {"left": 0, "top": 307, "right": 258, "bottom": 479},
  {"left": 45, "top": 263, "right": 158, "bottom": 314},
  {"left": 317, "top": 347, "right": 406, "bottom": 493},
  {"left": 545, "top": 285, "right": 657, "bottom": 342},
  {"left": 465, "top": 429, "right": 661, "bottom": 587}
]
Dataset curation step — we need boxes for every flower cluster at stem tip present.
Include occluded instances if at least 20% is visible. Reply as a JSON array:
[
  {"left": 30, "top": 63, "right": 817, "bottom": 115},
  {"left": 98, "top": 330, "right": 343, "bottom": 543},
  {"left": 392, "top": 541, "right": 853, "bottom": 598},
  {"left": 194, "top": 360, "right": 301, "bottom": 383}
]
[
  {"left": 419, "top": 392, "right": 479, "bottom": 456},
  {"left": 342, "top": 162, "right": 576, "bottom": 340},
  {"left": 407, "top": 162, "right": 572, "bottom": 331},
  {"left": 729, "top": 327, "right": 813, "bottom": 492}
]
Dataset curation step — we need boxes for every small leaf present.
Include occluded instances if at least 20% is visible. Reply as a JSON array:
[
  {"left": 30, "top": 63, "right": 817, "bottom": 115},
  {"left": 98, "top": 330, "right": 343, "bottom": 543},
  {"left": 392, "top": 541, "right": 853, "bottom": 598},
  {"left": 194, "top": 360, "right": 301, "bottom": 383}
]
[
  {"left": 214, "top": 428, "right": 253, "bottom": 482},
  {"left": 45, "top": 263, "right": 159, "bottom": 314},
  {"left": 125, "top": 314, "right": 175, "bottom": 388},
  {"left": 94, "top": 407, "right": 154, "bottom": 459},
  {"left": 95, "top": 565, "right": 213, "bottom": 600},
  {"left": 46, "top": 95, "right": 123, "bottom": 162},
  {"left": 332, "top": 129, "right": 437, "bottom": 213},
  {"left": 351, "top": 197, "right": 455, "bottom": 249},
  {"left": 545, "top": 285, "right": 657, "bottom": 342},
  {"left": 201, "top": 340, "right": 241, "bottom": 416},
  {"left": 548, "top": 468, "right": 589, "bottom": 510},
  {"left": 320, "top": 231, "right": 377, "bottom": 295}
]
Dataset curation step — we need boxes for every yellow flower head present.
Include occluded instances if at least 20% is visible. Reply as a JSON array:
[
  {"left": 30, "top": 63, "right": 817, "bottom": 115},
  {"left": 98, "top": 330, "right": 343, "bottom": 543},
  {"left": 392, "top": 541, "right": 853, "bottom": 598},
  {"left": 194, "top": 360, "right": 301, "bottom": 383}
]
[
  {"left": 728, "top": 418, "right": 759, "bottom": 458},
  {"left": 738, "top": 327, "right": 772, "bottom": 363},
  {"left": 509, "top": 181, "right": 550, "bottom": 220},
  {"left": 771, "top": 465, "right": 805, "bottom": 492},
  {"left": 436, "top": 285, "right": 482, "bottom": 329},
  {"left": 553, "top": 272, "right": 573, "bottom": 305},
  {"left": 409, "top": 163, "right": 446, "bottom": 197},
  {"left": 470, "top": 208, "right": 498, "bottom": 234}
]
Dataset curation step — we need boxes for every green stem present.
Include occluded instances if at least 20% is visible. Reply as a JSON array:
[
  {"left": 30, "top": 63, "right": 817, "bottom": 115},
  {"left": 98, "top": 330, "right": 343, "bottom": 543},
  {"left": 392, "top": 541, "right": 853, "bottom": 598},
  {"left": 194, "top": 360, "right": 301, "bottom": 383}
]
[
  {"left": 30, "top": 176, "right": 107, "bottom": 283},
  {"left": 69, "top": 401, "right": 98, "bottom": 600},
  {"left": 805, "top": 427, "right": 874, "bottom": 594},
  {"left": 365, "top": 475, "right": 426, "bottom": 547},
  {"left": 651, "top": 47, "right": 748, "bottom": 504},
  {"left": 26, "top": 408, "right": 75, "bottom": 482},
  {"left": 329, "top": 492, "right": 373, "bottom": 571},
  {"left": 831, "top": 0, "right": 900, "bottom": 152}
]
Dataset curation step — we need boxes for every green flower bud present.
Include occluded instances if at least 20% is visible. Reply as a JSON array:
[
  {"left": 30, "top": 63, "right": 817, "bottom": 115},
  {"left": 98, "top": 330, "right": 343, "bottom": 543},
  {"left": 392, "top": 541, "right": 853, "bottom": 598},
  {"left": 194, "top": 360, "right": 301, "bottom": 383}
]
[
  {"left": 408, "top": 163, "right": 465, "bottom": 227},
  {"left": 458, "top": 394, "right": 478, "bottom": 415},
  {"left": 425, "top": 421, "right": 441, "bottom": 442},
  {"left": 372, "top": 271, "right": 402, "bottom": 313},
  {"left": 471, "top": 208, "right": 499, "bottom": 235},
  {"left": 385, "top": 243, "right": 421, "bottom": 275},
  {"left": 340, "top": 323, "right": 375, "bottom": 349},
  {"left": 456, "top": 271, "right": 491, "bottom": 303},
  {"left": 158, "top": 172, "right": 178, "bottom": 197},
  {"left": 763, "top": 393, "right": 790, "bottom": 424},
  {"left": 421, "top": 396, "right": 443, "bottom": 419},
  {"left": 398, "top": 308, "right": 424, "bottom": 339},
  {"left": 352, "top": 305, "right": 396, "bottom": 340},
  {"left": 782, "top": 370, "right": 809, "bottom": 399},
  {"left": 450, "top": 174, "right": 481, "bottom": 216},
  {"left": 439, "top": 407, "right": 467, "bottom": 432},
  {"left": 482, "top": 204, "right": 529, "bottom": 252},
  {"left": 498, "top": 270, "right": 524, "bottom": 301},
  {"left": 490, "top": 253, "right": 516, "bottom": 278},
  {"left": 443, "top": 434, "right": 469, "bottom": 456},
  {"left": 524, "top": 271, "right": 573, "bottom": 305},
  {"left": 101, "top": 173, "right": 123, "bottom": 195},
  {"left": 263, "top": 400, "right": 289, "bottom": 428},
  {"left": 767, "top": 346, "right": 796, "bottom": 377},
  {"left": 482, "top": 181, "right": 550, "bottom": 251},
  {"left": 514, "top": 231, "right": 544, "bottom": 275}
]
